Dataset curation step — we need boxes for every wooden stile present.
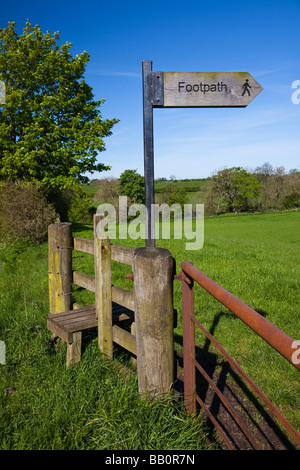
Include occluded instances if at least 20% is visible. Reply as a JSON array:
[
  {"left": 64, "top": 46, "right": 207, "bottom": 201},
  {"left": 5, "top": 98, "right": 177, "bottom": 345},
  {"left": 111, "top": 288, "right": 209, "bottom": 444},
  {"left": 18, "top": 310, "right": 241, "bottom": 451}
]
[
  {"left": 48, "top": 219, "right": 136, "bottom": 367},
  {"left": 47, "top": 220, "right": 177, "bottom": 400}
]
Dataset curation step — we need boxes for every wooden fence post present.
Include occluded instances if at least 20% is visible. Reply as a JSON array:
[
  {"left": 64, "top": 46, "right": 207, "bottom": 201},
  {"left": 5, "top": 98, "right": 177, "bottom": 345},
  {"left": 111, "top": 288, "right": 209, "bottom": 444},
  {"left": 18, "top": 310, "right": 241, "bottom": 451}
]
[
  {"left": 133, "top": 247, "right": 174, "bottom": 396},
  {"left": 48, "top": 223, "right": 72, "bottom": 314},
  {"left": 94, "top": 214, "right": 113, "bottom": 359}
]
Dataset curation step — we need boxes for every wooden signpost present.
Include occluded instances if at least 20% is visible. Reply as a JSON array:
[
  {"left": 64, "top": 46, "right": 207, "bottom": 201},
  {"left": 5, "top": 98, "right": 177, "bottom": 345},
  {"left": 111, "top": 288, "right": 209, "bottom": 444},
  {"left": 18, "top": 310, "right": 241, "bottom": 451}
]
[
  {"left": 142, "top": 60, "right": 263, "bottom": 246},
  {"left": 163, "top": 71, "right": 263, "bottom": 108}
]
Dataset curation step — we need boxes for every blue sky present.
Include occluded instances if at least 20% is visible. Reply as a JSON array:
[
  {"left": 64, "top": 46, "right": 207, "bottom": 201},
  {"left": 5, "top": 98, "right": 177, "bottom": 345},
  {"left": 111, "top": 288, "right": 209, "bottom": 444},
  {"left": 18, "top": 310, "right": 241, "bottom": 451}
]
[{"left": 1, "top": 0, "right": 300, "bottom": 180}]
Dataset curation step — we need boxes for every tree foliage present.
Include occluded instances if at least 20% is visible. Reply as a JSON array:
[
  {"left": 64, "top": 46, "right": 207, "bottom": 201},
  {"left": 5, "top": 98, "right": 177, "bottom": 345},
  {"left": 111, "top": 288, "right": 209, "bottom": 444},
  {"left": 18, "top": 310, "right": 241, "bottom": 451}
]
[
  {"left": 0, "top": 21, "right": 118, "bottom": 191},
  {"left": 160, "top": 182, "right": 187, "bottom": 208},
  {"left": 94, "top": 177, "right": 120, "bottom": 205},
  {"left": 205, "top": 163, "right": 300, "bottom": 215},
  {"left": 119, "top": 169, "right": 145, "bottom": 204},
  {"left": 207, "top": 167, "right": 262, "bottom": 213},
  {"left": 254, "top": 164, "right": 300, "bottom": 210},
  {"left": 0, "top": 180, "right": 56, "bottom": 243}
]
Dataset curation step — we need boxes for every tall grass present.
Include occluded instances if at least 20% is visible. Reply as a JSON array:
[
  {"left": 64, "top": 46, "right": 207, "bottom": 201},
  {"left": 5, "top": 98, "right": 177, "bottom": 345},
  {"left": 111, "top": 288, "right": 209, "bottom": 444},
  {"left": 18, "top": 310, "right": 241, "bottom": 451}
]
[
  {"left": 71, "top": 211, "right": 300, "bottom": 430},
  {"left": 0, "top": 210, "right": 299, "bottom": 449},
  {"left": 0, "top": 241, "right": 208, "bottom": 450}
]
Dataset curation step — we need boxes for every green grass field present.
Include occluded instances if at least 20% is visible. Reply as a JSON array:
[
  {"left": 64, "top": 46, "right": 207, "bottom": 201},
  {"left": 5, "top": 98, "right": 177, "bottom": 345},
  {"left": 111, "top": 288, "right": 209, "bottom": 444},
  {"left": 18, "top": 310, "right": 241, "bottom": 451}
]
[
  {"left": 70, "top": 210, "right": 300, "bottom": 433},
  {"left": 154, "top": 179, "right": 209, "bottom": 193},
  {"left": 0, "top": 210, "right": 299, "bottom": 449},
  {"left": 83, "top": 178, "right": 209, "bottom": 198},
  {"left": 82, "top": 183, "right": 100, "bottom": 196}
]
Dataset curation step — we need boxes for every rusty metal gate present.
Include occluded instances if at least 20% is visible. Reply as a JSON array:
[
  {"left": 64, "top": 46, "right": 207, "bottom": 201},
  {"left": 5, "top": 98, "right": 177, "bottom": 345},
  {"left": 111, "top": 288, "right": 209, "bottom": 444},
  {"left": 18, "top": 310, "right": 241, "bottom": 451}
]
[{"left": 177, "top": 261, "right": 300, "bottom": 450}]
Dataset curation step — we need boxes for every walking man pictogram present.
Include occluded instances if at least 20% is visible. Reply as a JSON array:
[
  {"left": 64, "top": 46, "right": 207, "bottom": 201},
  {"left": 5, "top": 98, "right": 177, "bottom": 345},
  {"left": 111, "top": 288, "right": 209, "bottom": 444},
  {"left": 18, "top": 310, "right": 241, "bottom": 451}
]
[{"left": 242, "top": 79, "right": 251, "bottom": 96}]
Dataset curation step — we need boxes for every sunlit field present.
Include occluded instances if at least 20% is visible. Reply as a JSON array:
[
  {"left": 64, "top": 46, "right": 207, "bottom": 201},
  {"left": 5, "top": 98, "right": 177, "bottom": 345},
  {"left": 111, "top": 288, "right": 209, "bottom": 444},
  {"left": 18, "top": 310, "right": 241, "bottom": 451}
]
[{"left": 0, "top": 210, "right": 299, "bottom": 449}]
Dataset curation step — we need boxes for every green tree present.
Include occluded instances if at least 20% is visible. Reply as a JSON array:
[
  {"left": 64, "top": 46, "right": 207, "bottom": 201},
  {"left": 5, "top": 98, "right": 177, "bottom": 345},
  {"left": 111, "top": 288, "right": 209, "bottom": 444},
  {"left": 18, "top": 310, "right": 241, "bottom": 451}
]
[
  {"left": 255, "top": 164, "right": 300, "bottom": 210},
  {"left": 119, "top": 169, "right": 145, "bottom": 204},
  {"left": 210, "top": 167, "right": 262, "bottom": 213},
  {"left": 164, "top": 182, "right": 187, "bottom": 208},
  {"left": 0, "top": 21, "right": 118, "bottom": 192}
]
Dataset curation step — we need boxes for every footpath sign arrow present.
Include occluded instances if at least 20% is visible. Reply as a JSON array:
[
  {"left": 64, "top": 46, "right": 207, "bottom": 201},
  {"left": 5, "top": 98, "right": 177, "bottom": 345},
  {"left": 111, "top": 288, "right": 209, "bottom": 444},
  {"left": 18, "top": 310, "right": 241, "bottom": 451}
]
[
  {"left": 152, "top": 71, "right": 263, "bottom": 108},
  {"left": 142, "top": 61, "right": 263, "bottom": 247}
]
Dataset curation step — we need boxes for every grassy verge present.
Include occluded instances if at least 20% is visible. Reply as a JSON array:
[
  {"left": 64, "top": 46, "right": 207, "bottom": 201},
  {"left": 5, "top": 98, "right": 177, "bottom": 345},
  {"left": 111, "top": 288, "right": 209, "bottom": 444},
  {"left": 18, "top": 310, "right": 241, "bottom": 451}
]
[
  {"left": 70, "top": 211, "right": 300, "bottom": 431},
  {"left": 0, "top": 240, "right": 208, "bottom": 450},
  {"left": 0, "top": 210, "right": 299, "bottom": 449}
]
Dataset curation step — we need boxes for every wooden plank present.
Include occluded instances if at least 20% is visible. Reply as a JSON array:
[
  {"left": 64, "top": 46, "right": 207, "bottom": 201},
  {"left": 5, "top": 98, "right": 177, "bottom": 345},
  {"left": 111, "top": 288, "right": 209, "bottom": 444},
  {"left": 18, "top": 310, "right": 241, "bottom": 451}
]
[
  {"left": 72, "top": 271, "right": 95, "bottom": 292},
  {"left": 73, "top": 237, "right": 134, "bottom": 265},
  {"left": 112, "top": 285, "right": 134, "bottom": 311},
  {"left": 57, "top": 313, "right": 97, "bottom": 330},
  {"left": 56, "top": 307, "right": 132, "bottom": 329},
  {"left": 47, "top": 316, "right": 71, "bottom": 343},
  {"left": 73, "top": 273, "right": 134, "bottom": 298},
  {"left": 47, "top": 304, "right": 133, "bottom": 343},
  {"left": 47, "top": 304, "right": 95, "bottom": 321},
  {"left": 66, "top": 301, "right": 82, "bottom": 367},
  {"left": 54, "top": 314, "right": 95, "bottom": 328},
  {"left": 94, "top": 215, "right": 113, "bottom": 358},
  {"left": 54, "top": 307, "right": 95, "bottom": 320},
  {"left": 131, "top": 321, "right": 137, "bottom": 367},
  {"left": 111, "top": 244, "right": 134, "bottom": 265},
  {"left": 67, "top": 332, "right": 82, "bottom": 367},
  {"left": 163, "top": 72, "right": 263, "bottom": 108},
  {"left": 47, "top": 313, "right": 97, "bottom": 342},
  {"left": 112, "top": 325, "right": 136, "bottom": 356},
  {"left": 73, "top": 237, "right": 94, "bottom": 255},
  {"left": 47, "top": 304, "right": 131, "bottom": 325}
]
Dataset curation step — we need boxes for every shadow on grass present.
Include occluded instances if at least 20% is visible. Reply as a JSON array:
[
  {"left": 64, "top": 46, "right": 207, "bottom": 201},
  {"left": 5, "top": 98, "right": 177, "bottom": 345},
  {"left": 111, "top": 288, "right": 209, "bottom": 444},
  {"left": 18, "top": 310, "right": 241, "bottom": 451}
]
[
  {"left": 71, "top": 222, "right": 94, "bottom": 234},
  {"left": 48, "top": 300, "right": 297, "bottom": 450}
]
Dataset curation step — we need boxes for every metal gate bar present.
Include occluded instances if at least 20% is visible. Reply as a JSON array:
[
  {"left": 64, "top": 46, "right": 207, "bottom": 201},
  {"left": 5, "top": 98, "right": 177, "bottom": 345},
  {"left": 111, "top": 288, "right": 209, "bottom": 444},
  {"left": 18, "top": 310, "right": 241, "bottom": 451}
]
[
  {"left": 182, "top": 261, "right": 300, "bottom": 370},
  {"left": 180, "top": 261, "right": 300, "bottom": 449}
]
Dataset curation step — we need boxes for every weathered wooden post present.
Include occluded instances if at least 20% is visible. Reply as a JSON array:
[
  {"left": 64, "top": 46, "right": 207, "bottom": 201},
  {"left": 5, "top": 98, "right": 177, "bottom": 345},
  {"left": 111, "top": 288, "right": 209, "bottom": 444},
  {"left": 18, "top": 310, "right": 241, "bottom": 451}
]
[
  {"left": 48, "top": 222, "right": 78, "bottom": 366},
  {"left": 66, "top": 303, "right": 82, "bottom": 367},
  {"left": 94, "top": 214, "right": 113, "bottom": 359},
  {"left": 48, "top": 222, "right": 72, "bottom": 314},
  {"left": 133, "top": 247, "right": 174, "bottom": 396}
]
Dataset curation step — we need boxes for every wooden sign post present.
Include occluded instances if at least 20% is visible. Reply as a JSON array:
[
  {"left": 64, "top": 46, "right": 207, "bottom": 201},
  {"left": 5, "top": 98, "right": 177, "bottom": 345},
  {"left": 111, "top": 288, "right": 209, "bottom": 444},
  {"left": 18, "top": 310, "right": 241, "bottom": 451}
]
[
  {"left": 163, "top": 71, "right": 263, "bottom": 108},
  {"left": 142, "top": 61, "right": 155, "bottom": 246},
  {"left": 142, "top": 61, "right": 263, "bottom": 246}
]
